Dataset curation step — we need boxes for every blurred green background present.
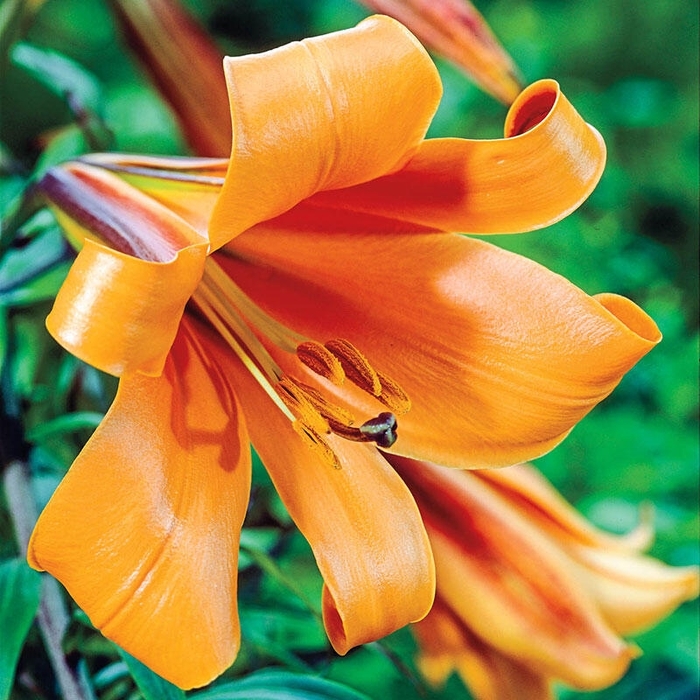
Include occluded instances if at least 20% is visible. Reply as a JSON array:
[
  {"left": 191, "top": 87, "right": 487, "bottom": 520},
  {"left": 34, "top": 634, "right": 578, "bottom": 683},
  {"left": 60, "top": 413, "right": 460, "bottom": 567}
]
[{"left": 1, "top": 0, "right": 698, "bottom": 699}]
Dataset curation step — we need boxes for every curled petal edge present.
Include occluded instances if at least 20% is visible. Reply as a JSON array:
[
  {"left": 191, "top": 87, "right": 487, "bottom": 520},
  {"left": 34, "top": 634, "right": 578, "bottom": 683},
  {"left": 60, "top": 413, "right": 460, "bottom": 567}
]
[
  {"left": 310, "top": 78, "right": 607, "bottom": 234},
  {"left": 46, "top": 238, "right": 207, "bottom": 377},
  {"left": 209, "top": 14, "right": 442, "bottom": 244}
]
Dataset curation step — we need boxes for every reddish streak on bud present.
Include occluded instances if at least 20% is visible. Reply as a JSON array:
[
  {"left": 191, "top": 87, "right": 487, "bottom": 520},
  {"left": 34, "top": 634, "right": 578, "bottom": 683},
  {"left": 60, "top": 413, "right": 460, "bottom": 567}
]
[
  {"left": 359, "top": 0, "right": 521, "bottom": 104},
  {"left": 41, "top": 163, "right": 197, "bottom": 262},
  {"left": 109, "top": 0, "right": 231, "bottom": 157}
]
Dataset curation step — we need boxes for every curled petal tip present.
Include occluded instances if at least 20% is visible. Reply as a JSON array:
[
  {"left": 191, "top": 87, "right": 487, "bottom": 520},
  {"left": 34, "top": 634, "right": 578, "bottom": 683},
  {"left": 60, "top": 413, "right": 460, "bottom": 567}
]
[
  {"left": 504, "top": 79, "right": 607, "bottom": 226},
  {"left": 210, "top": 14, "right": 442, "bottom": 243},
  {"left": 46, "top": 238, "right": 206, "bottom": 377},
  {"left": 595, "top": 293, "right": 662, "bottom": 346}
]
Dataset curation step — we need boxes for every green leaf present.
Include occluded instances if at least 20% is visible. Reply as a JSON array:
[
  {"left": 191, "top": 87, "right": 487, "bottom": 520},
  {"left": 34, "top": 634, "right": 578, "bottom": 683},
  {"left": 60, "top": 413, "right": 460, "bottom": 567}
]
[
  {"left": 240, "top": 607, "right": 326, "bottom": 671},
  {"left": 190, "top": 669, "right": 372, "bottom": 700},
  {"left": 0, "top": 226, "right": 67, "bottom": 293},
  {"left": 33, "top": 124, "right": 91, "bottom": 178},
  {"left": 0, "top": 261, "right": 71, "bottom": 307},
  {"left": 26, "top": 411, "right": 103, "bottom": 443},
  {"left": 238, "top": 527, "right": 280, "bottom": 569},
  {"left": 0, "top": 0, "right": 26, "bottom": 66},
  {"left": 0, "top": 558, "right": 42, "bottom": 700},
  {"left": 118, "top": 650, "right": 185, "bottom": 700},
  {"left": 11, "top": 42, "right": 102, "bottom": 114},
  {"left": 0, "top": 307, "right": 7, "bottom": 377},
  {"left": 5, "top": 311, "right": 49, "bottom": 399}
]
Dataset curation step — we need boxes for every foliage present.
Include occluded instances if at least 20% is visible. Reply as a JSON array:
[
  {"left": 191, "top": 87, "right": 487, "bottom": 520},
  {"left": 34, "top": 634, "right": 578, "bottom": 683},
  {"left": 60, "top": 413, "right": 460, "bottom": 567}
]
[{"left": 0, "top": 1, "right": 697, "bottom": 698}]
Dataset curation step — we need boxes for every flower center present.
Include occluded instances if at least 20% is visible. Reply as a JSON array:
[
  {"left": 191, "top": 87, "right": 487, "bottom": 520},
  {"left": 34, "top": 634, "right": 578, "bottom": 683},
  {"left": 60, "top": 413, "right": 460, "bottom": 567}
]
[{"left": 191, "top": 258, "right": 410, "bottom": 468}]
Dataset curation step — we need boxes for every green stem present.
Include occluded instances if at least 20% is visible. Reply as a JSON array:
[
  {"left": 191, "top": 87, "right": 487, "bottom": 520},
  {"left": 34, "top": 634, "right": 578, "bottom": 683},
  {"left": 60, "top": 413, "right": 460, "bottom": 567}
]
[
  {"left": 239, "top": 542, "right": 322, "bottom": 623},
  {"left": 369, "top": 639, "right": 428, "bottom": 697},
  {"left": 3, "top": 460, "right": 94, "bottom": 700}
]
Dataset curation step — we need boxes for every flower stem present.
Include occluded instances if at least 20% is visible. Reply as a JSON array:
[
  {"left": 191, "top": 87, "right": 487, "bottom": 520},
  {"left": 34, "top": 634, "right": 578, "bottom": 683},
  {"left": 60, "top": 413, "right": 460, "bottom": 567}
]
[{"left": 3, "top": 460, "right": 94, "bottom": 700}]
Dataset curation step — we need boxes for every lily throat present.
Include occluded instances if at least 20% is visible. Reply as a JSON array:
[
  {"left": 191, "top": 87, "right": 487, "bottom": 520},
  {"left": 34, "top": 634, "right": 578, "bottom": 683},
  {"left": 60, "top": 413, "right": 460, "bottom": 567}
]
[{"left": 192, "top": 257, "right": 411, "bottom": 468}]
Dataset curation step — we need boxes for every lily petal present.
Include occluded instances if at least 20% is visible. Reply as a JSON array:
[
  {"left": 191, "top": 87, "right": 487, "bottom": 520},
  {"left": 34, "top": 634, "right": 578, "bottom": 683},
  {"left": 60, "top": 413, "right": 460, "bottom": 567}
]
[
  {"left": 28, "top": 320, "right": 251, "bottom": 689},
  {"left": 568, "top": 544, "right": 700, "bottom": 636},
  {"left": 40, "top": 161, "right": 208, "bottom": 376},
  {"left": 311, "top": 79, "right": 606, "bottom": 233},
  {"left": 413, "top": 598, "right": 553, "bottom": 700},
  {"left": 209, "top": 14, "right": 442, "bottom": 242},
  {"left": 79, "top": 153, "right": 227, "bottom": 240},
  {"left": 221, "top": 228, "right": 660, "bottom": 468},
  {"left": 392, "top": 457, "right": 636, "bottom": 689},
  {"left": 477, "top": 463, "right": 655, "bottom": 551},
  {"left": 47, "top": 237, "right": 206, "bottom": 377},
  {"left": 476, "top": 465, "right": 699, "bottom": 635},
  {"left": 41, "top": 161, "right": 207, "bottom": 257},
  {"left": 194, "top": 319, "right": 435, "bottom": 653}
]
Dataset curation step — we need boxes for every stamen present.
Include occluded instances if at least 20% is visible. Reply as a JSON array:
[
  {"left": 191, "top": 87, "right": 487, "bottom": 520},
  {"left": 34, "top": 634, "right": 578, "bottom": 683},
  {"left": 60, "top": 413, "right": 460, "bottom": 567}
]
[
  {"left": 194, "top": 258, "right": 409, "bottom": 465},
  {"left": 277, "top": 377, "right": 330, "bottom": 436},
  {"left": 205, "top": 259, "right": 307, "bottom": 353},
  {"left": 293, "top": 422, "right": 342, "bottom": 470},
  {"left": 296, "top": 341, "right": 345, "bottom": 385},
  {"left": 194, "top": 277, "right": 280, "bottom": 382},
  {"left": 376, "top": 370, "right": 412, "bottom": 415},
  {"left": 325, "top": 338, "right": 381, "bottom": 396},
  {"left": 191, "top": 286, "right": 297, "bottom": 424},
  {"left": 297, "top": 383, "right": 357, "bottom": 427}
]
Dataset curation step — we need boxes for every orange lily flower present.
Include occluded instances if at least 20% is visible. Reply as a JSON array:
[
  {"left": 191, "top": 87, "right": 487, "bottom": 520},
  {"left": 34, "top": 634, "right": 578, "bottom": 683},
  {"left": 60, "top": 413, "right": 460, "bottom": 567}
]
[
  {"left": 393, "top": 458, "right": 699, "bottom": 699},
  {"left": 28, "top": 16, "right": 661, "bottom": 689},
  {"left": 358, "top": 0, "right": 521, "bottom": 103}
]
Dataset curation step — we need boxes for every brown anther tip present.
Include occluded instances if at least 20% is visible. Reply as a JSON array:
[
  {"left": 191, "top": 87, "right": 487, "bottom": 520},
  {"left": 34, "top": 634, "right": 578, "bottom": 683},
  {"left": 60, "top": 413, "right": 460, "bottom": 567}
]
[
  {"left": 325, "top": 338, "right": 381, "bottom": 396},
  {"left": 297, "top": 341, "right": 345, "bottom": 385},
  {"left": 359, "top": 412, "right": 398, "bottom": 449}
]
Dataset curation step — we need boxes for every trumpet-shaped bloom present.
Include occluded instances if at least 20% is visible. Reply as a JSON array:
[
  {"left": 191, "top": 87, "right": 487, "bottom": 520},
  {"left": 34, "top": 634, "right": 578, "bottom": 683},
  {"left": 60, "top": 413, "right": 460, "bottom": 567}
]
[
  {"left": 395, "top": 459, "right": 699, "bottom": 699},
  {"left": 28, "top": 16, "right": 663, "bottom": 689}
]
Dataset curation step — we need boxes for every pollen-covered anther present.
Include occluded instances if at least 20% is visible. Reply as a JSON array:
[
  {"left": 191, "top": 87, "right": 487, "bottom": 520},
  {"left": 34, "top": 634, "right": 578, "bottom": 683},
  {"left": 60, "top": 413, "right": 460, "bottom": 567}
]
[
  {"left": 292, "top": 421, "right": 342, "bottom": 470},
  {"left": 376, "top": 370, "right": 411, "bottom": 415},
  {"left": 323, "top": 338, "right": 411, "bottom": 415},
  {"left": 296, "top": 341, "right": 345, "bottom": 385},
  {"left": 298, "top": 382, "right": 357, "bottom": 427},
  {"left": 277, "top": 377, "right": 329, "bottom": 436},
  {"left": 325, "top": 338, "right": 381, "bottom": 396}
]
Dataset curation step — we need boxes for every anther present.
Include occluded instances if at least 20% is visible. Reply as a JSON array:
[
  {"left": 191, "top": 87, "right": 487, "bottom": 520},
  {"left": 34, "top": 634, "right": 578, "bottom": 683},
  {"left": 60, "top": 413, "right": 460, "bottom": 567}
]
[
  {"left": 325, "top": 338, "right": 381, "bottom": 396},
  {"left": 277, "top": 378, "right": 329, "bottom": 436},
  {"left": 298, "top": 383, "right": 357, "bottom": 427},
  {"left": 292, "top": 421, "right": 342, "bottom": 470},
  {"left": 376, "top": 371, "right": 412, "bottom": 415},
  {"left": 297, "top": 341, "right": 345, "bottom": 385},
  {"left": 359, "top": 412, "right": 398, "bottom": 449}
]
